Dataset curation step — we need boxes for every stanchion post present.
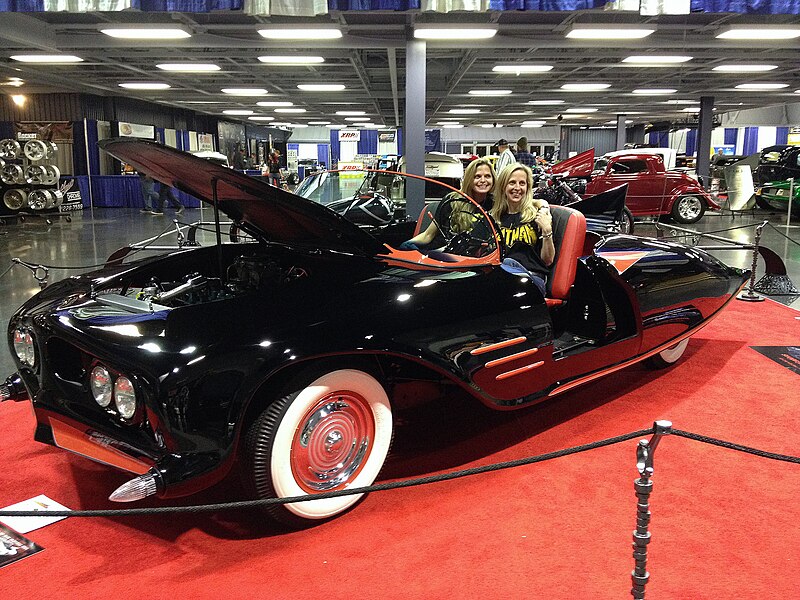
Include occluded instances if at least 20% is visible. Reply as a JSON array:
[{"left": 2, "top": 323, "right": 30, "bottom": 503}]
[
  {"left": 737, "top": 220, "right": 768, "bottom": 302},
  {"left": 631, "top": 420, "right": 672, "bottom": 600},
  {"left": 787, "top": 178, "right": 794, "bottom": 223}
]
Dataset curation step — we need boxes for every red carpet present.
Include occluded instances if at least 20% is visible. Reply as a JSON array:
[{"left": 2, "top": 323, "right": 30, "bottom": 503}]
[{"left": 0, "top": 299, "right": 798, "bottom": 599}]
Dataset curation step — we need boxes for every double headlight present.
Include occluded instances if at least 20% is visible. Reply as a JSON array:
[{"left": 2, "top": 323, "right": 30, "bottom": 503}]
[
  {"left": 12, "top": 329, "right": 35, "bottom": 368},
  {"left": 90, "top": 365, "right": 137, "bottom": 420}
]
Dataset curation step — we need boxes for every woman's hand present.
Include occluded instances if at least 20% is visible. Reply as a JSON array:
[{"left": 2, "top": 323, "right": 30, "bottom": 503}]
[{"left": 534, "top": 205, "right": 553, "bottom": 238}]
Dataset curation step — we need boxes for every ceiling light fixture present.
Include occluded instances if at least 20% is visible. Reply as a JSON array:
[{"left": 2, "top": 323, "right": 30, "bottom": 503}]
[
  {"left": 469, "top": 89, "right": 512, "bottom": 96},
  {"left": 345, "top": 117, "right": 370, "bottom": 121},
  {"left": 101, "top": 26, "right": 191, "bottom": 39},
  {"left": 492, "top": 65, "right": 553, "bottom": 73},
  {"left": 11, "top": 95, "right": 26, "bottom": 107},
  {"left": 527, "top": 100, "right": 564, "bottom": 105},
  {"left": 632, "top": 88, "right": 677, "bottom": 95},
  {"left": 682, "top": 107, "right": 702, "bottom": 112},
  {"left": 622, "top": 55, "right": 692, "bottom": 64},
  {"left": 414, "top": 27, "right": 497, "bottom": 40},
  {"left": 566, "top": 25, "right": 654, "bottom": 39},
  {"left": 11, "top": 54, "right": 83, "bottom": 63},
  {"left": 308, "top": 121, "right": 331, "bottom": 125},
  {"left": 222, "top": 88, "right": 268, "bottom": 96},
  {"left": 119, "top": 82, "right": 171, "bottom": 90},
  {"left": 297, "top": 84, "right": 345, "bottom": 91},
  {"left": 712, "top": 64, "right": 778, "bottom": 72},
  {"left": 449, "top": 108, "right": 481, "bottom": 114},
  {"left": 734, "top": 83, "right": 789, "bottom": 90},
  {"left": 248, "top": 116, "right": 275, "bottom": 121},
  {"left": 336, "top": 110, "right": 366, "bottom": 116},
  {"left": 259, "top": 28, "right": 342, "bottom": 40},
  {"left": 565, "top": 107, "right": 599, "bottom": 112},
  {"left": 561, "top": 83, "right": 611, "bottom": 91},
  {"left": 258, "top": 56, "right": 325, "bottom": 64},
  {"left": 257, "top": 101, "right": 293, "bottom": 107},
  {"left": 442, "top": 124, "right": 464, "bottom": 128},
  {"left": 716, "top": 26, "right": 800, "bottom": 40},
  {"left": 157, "top": 63, "right": 220, "bottom": 72},
  {"left": 480, "top": 124, "right": 502, "bottom": 128},
  {"left": 223, "top": 110, "right": 254, "bottom": 115},
  {"left": 521, "top": 120, "right": 547, "bottom": 127},
  {"left": 274, "top": 108, "right": 307, "bottom": 113}
]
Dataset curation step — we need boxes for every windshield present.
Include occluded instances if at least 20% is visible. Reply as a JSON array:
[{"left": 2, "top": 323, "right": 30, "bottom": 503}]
[{"left": 294, "top": 168, "right": 500, "bottom": 267}]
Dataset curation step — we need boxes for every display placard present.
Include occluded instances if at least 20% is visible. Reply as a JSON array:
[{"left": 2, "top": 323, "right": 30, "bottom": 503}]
[
  {"left": 339, "top": 129, "right": 360, "bottom": 142},
  {"left": 119, "top": 122, "right": 155, "bottom": 139}
]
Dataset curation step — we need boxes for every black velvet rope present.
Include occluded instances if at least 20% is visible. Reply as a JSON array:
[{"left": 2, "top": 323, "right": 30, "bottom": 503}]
[{"left": 1, "top": 426, "right": 798, "bottom": 519}]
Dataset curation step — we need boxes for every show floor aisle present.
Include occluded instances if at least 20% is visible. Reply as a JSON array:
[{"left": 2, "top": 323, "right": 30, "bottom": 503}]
[{"left": 0, "top": 277, "right": 798, "bottom": 598}]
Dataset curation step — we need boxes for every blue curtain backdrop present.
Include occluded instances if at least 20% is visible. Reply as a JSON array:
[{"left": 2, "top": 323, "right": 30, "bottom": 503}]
[
  {"left": 742, "top": 126, "right": 759, "bottom": 155},
  {"left": 724, "top": 128, "right": 738, "bottom": 146},
  {"left": 329, "top": 131, "right": 340, "bottom": 167},
  {"left": 776, "top": 127, "right": 789, "bottom": 145},
  {"left": 686, "top": 129, "right": 697, "bottom": 156},
  {"left": 317, "top": 143, "right": 330, "bottom": 169},
  {"left": 648, "top": 131, "right": 669, "bottom": 147},
  {"left": 3, "top": 0, "right": 800, "bottom": 12},
  {"left": 357, "top": 130, "right": 378, "bottom": 155}
]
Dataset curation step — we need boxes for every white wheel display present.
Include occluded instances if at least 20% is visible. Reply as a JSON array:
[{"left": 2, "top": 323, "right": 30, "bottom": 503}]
[
  {"left": 646, "top": 338, "right": 689, "bottom": 369},
  {"left": 0, "top": 139, "right": 21, "bottom": 159},
  {"left": 23, "top": 139, "right": 48, "bottom": 161},
  {"left": 244, "top": 368, "right": 393, "bottom": 527}
]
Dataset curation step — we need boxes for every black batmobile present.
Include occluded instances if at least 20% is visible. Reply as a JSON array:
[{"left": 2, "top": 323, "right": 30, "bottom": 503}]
[{"left": 3, "top": 139, "right": 748, "bottom": 528}]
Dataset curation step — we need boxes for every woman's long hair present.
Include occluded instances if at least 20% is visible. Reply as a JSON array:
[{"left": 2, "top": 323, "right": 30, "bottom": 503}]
[
  {"left": 490, "top": 163, "right": 539, "bottom": 223},
  {"left": 449, "top": 157, "right": 495, "bottom": 233}
]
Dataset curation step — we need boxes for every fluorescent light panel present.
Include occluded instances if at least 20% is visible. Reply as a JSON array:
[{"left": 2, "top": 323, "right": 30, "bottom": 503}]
[
  {"left": 298, "top": 84, "right": 345, "bottom": 91},
  {"left": 336, "top": 111, "right": 366, "bottom": 115},
  {"left": 717, "top": 27, "right": 800, "bottom": 40},
  {"left": 735, "top": 83, "right": 789, "bottom": 90},
  {"left": 414, "top": 27, "right": 497, "bottom": 40},
  {"left": 257, "top": 101, "right": 293, "bottom": 107},
  {"left": 259, "top": 28, "right": 341, "bottom": 40},
  {"left": 632, "top": 88, "right": 677, "bottom": 95},
  {"left": 222, "top": 88, "right": 268, "bottom": 96},
  {"left": 119, "top": 82, "right": 170, "bottom": 90},
  {"left": 11, "top": 54, "right": 83, "bottom": 63},
  {"left": 469, "top": 89, "right": 512, "bottom": 96},
  {"left": 223, "top": 110, "right": 254, "bottom": 115},
  {"left": 492, "top": 65, "right": 553, "bottom": 73},
  {"left": 567, "top": 25, "right": 654, "bottom": 39},
  {"left": 157, "top": 63, "right": 220, "bottom": 72},
  {"left": 712, "top": 64, "right": 778, "bottom": 72},
  {"left": 622, "top": 55, "right": 692, "bottom": 64},
  {"left": 101, "top": 27, "right": 190, "bottom": 39},
  {"left": 258, "top": 56, "right": 325, "bottom": 64},
  {"left": 561, "top": 83, "right": 610, "bottom": 91},
  {"left": 565, "top": 107, "right": 598, "bottom": 112},
  {"left": 449, "top": 108, "right": 481, "bottom": 114},
  {"left": 274, "top": 108, "right": 306, "bottom": 113},
  {"left": 249, "top": 116, "right": 274, "bottom": 121},
  {"left": 527, "top": 100, "right": 564, "bottom": 105}
]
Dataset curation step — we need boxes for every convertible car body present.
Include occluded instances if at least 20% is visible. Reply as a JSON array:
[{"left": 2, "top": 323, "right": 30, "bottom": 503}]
[{"left": 3, "top": 139, "right": 748, "bottom": 527}]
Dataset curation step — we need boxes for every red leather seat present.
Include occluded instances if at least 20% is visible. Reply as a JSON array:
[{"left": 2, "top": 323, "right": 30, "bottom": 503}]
[
  {"left": 413, "top": 200, "right": 440, "bottom": 237},
  {"left": 546, "top": 205, "right": 587, "bottom": 304}
]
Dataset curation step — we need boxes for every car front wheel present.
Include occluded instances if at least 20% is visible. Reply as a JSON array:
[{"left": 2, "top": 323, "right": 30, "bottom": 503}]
[
  {"left": 243, "top": 369, "right": 393, "bottom": 528},
  {"left": 645, "top": 338, "right": 689, "bottom": 369},
  {"left": 671, "top": 195, "right": 705, "bottom": 224}
]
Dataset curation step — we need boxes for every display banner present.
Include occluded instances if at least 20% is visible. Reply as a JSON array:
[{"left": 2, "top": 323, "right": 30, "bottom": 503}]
[
  {"left": 339, "top": 129, "right": 360, "bottom": 142},
  {"left": 788, "top": 127, "right": 800, "bottom": 146},
  {"left": 424, "top": 129, "right": 441, "bottom": 152},
  {"left": 197, "top": 133, "right": 214, "bottom": 152},
  {"left": 14, "top": 121, "right": 73, "bottom": 142},
  {"left": 378, "top": 130, "right": 395, "bottom": 143},
  {"left": 750, "top": 346, "right": 800, "bottom": 375},
  {"left": 725, "top": 164, "right": 756, "bottom": 211},
  {"left": 119, "top": 122, "right": 155, "bottom": 139},
  {"left": 0, "top": 524, "right": 42, "bottom": 570}
]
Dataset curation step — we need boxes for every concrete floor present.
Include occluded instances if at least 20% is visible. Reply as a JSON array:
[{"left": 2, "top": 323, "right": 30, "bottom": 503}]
[{"left": 1, "top": 204, "right": 798, "bottom": 379}]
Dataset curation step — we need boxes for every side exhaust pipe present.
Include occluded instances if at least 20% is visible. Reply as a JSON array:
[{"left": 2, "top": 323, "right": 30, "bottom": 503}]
[{"left": 0, "top": 374, "right": 27, "bottom": 402}]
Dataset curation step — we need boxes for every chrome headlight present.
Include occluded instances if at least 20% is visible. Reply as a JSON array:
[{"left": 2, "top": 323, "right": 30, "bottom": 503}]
[
  {"left": 90, "top": 365, "right": 113, "bottom": 407},
  {"left": 12, "top": 329, "right": 35, "bottom": 367},
  {"left": 113, "top": 376, "right": 137, "bottom": 420}
]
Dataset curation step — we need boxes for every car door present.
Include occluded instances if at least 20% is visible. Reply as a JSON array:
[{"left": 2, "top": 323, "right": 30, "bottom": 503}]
[{"left": 606, "top": 157, "right": 664, "bottom": 215}]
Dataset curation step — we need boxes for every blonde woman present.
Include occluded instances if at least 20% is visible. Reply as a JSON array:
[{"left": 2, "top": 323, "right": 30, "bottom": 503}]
[
  {"left": 491, "top": 163, "right": 554, "bottom": 295},
  {"left": 400, "top": 157, "right": 496, "bottom": 250}
]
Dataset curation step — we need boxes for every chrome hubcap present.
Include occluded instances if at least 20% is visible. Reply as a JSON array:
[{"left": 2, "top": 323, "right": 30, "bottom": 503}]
[
  {"left": 678, "top": 196, "right": 702, "bottom": 220},
  {"left": 291, "top": 393, "right": 374, "bottom": 493}
]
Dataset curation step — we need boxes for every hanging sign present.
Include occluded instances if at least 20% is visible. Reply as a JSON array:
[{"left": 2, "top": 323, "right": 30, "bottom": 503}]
[
  {"left": 339, "top": 129, "right": 360, "bottom": 142},
  {"left": 197, "top": 133, "right": 214, "bottom": 152},
  {"left": 119, "top": 122, "right": 155, "bottom": 139}
]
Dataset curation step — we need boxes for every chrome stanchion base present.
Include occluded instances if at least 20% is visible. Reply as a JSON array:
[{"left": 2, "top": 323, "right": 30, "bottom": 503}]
[{"left": 737, "top": 290, "right": 765, "bottom": 302}]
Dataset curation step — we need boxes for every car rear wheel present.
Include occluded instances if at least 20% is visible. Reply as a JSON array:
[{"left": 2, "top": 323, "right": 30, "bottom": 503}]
[
  {"left": 671, "top": 195, "right": 705, "bottom": 224},
  {"left": 243, "top": 369, "right": 393, "bottom": 528},
  {"left": 620, "top": 207, "right": 635, "bottom": 234},
  {"left": 645, "top": 338, "right": 689, "bottom": 369}
]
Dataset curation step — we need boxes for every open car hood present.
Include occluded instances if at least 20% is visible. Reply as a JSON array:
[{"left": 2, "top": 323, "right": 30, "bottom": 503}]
[
  {"left": 550, "top": 148, "right": 595, "bottom": 178},
  {"left": 99, "top": 138, "right": 384, "bottom": 256}
]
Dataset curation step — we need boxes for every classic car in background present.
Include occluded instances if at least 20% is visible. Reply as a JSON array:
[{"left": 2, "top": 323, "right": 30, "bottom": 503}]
[
  {"left": 553, "top": 149, "right": 719, "bottom": 224},
  {"left": 753, "top": 145, "right": 800, "bottom": 212},
  {"left": 3, "top": 139, "right": 747, "bottom": 529}
]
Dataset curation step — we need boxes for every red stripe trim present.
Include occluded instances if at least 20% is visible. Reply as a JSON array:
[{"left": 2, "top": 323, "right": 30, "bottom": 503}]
[
  {"left": 484, "top": 347, "right": 540, "bottom": 369},
  {"left": 49, "top": 418, "right": 152, "bottom": 475},
  {"left": 496, "top": 360, "right": 545, "bottom": 380},
  {"left": 471, "top": 336, "right": 527, "bottom": 356}
]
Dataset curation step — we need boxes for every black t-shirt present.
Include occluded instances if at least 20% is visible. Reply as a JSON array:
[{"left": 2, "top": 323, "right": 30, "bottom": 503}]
[{"left": 499, "top": 212, "right": 549, "bottom": 278}]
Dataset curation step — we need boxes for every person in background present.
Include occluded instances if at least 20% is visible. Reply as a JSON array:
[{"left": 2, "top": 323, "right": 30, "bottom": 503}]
[
  {"left": 400, "top": 157, "right": 496, "bottom": 250},
  {"left": 232, "top": 145, "right": 246, "bottom": 170},
  {"left": 514, "top": 137, "right": 537, "bottom": 168},
  {"left": 494, "top": 138, "right": 516, "bottom": 174},
  {"left": 268, "top": 149, "right": 282, "bottom": 187},
  {"left": 139, "top": 173, "right": 160, "bottom": 214},
  {"left": 490, "top": 163, "right": 554, "bottom": 296},
  {"left": 155, "top": 182, "right": 184, "bottom": 215}
]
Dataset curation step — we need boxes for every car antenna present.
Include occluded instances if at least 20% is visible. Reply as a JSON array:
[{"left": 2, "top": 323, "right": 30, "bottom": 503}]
[{"left": 210, "top": 177, "right": 225, "bottom": 282}]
